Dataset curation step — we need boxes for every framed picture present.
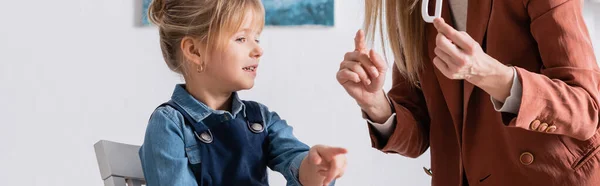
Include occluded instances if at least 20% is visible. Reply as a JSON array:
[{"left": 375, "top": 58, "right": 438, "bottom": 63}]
[
  {"left": 264, "top": 0, "right": 334, "bottom": 27},
  {"left": 141, "top": 0, "right": 334, "bottom": 27},
  {"left": 141, "top": 0, "right": 152, "bottom": 26}
]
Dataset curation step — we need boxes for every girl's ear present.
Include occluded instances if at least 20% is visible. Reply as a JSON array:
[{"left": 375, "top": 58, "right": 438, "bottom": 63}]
[{"left": 181, "top": 36, "right": 203, "bottom": 66}]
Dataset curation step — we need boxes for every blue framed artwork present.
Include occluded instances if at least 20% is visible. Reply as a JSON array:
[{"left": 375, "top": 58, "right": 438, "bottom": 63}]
[
  {"left": 141, "top": 0, "right": 334, "bottom": 27},
  {"left": 263, "top": 0, "right": 334, "bottom": 27},
  {"left": 141, "top": 0, "right": 152, "bottom": 26}
]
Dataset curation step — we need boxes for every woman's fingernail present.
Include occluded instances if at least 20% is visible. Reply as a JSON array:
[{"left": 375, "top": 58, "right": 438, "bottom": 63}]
[
  {"left": 365, "top": 79, "right": 371, "bottom": 85},
  {"left": 372, "top": 68, "right": 379, "bottom": 77}
]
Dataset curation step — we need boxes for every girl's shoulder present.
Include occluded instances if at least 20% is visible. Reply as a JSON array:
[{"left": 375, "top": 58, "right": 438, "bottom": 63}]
[
  {"left": 146, "top": 105, "right": 187, "bottom": 133},
  {"left": 241, "top": 100, "right": 284, "bottom": 126}
]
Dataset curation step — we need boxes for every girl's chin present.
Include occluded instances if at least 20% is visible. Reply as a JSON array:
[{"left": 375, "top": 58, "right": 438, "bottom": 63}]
[{"left": 234, "top": 81, "right": 255, "bottom": 91}]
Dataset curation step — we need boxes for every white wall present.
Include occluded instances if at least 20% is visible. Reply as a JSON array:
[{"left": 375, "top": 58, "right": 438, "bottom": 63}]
[
  {"left": 585, "top": 1, "right": 600, "bottom": 60},
  {"left": 0, "top": 1, "right": 598, "bottom": 186}
]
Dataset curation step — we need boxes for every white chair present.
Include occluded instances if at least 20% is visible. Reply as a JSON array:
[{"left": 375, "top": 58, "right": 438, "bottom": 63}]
[{"left": 94, "top": 140, "right": 146, "bottom": 186}]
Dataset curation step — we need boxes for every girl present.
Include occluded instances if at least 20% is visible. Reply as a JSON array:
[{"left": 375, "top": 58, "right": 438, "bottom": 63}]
[{"left": 139, "top": 0, "right": 347, "bottom": 185}]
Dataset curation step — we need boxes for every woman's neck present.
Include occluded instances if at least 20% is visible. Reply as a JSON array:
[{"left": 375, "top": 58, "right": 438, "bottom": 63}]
[{"left": 185, "top": 83, "right": 233, "bottom": 112}]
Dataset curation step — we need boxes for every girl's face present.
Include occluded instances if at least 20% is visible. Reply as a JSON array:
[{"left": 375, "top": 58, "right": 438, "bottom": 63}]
[{"left": 204, "top": 11, "right": 263, "bottom": 92}]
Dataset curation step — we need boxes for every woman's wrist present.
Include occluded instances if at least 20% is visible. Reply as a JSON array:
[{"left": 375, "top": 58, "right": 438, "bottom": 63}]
[
  {"left": 470, "top": 63, "right": 514, "bottom": 102},
  {"left": 360, "top": 90, "right": 393, "bottom": 124}
]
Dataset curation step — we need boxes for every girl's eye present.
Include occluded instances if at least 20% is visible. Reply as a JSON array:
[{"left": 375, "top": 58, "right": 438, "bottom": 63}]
[
  {"left": 236, "top": 37, "right": 247, "bottom": 43},
  {"left": 255, "top": 39, "right": 260, "bottom": 44}
]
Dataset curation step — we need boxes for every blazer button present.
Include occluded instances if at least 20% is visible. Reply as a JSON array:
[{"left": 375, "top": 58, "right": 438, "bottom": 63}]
[
  {"left": 546, "top": 125, "right": 557, "bottom": 133},
  {"left": 538, "top": 123, "right": 549, "bottom": 132},
  {"left": 520, "top": 152, "right": 534, "bottom": 165},
  {"left": 530, "top": 120, "right": 541, "bottom": 130}
]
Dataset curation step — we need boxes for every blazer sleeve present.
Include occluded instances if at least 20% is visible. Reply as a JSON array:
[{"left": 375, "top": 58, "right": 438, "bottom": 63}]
[
  {"left": 367, "top": 64, "right": 431, "bottom": 158},
  {"left": 504, "top": 0, "right": 600, "bottom": 141}
]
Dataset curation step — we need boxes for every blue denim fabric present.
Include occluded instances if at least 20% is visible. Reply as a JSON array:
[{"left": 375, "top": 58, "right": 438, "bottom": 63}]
[{"left": 139, "top": 84, "right": 332, "bottom": 186}]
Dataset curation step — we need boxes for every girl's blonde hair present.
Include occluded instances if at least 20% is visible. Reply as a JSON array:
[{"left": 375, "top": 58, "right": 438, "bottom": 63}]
[
  {"left": 365, "top": 0, "right": 424, "bottom": 86},
  {"left": 148, "top": 0, "right": 265, "bottom": 74}
]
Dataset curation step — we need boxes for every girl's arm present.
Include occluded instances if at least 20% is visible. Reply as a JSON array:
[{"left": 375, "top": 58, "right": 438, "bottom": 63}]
[{"left": 139, "top": 108, "right": 198, "bottom": 186}]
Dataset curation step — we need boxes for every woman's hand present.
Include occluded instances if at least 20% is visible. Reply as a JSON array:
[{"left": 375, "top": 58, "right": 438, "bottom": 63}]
[
  {"left": 337, "top": 30, "right": 392, "bottom": 123},
  {"left": 432, "top": 18, "right": 514, "bottom": 102},
  {"left": 299, "top": 145, "right": 348, "bottom": 186}
]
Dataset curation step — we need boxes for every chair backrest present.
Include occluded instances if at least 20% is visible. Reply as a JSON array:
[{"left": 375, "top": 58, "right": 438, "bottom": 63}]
[{"left": 94, "top": 140, "right": 146, "bottom": 186}]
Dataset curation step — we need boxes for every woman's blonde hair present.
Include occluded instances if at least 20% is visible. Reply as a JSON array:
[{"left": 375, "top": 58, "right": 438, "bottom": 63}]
[
  {"left": 364, "top": 0, "right": 424, "bottom": 86},
  {"left": 148, "top": 0, "right": 265, "bottom": 74}
]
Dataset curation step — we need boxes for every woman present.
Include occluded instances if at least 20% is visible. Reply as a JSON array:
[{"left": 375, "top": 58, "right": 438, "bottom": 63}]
[{"left": 337, "top": 0, "right": 600, "bottom": 185}]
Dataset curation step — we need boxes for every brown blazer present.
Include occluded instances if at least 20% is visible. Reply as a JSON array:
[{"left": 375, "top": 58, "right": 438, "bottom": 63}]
[{"left": 368, "top": 0, "right": 600, "bottom": 185}]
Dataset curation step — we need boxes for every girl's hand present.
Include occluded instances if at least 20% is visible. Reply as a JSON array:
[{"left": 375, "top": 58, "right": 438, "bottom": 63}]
[{"left": 300, "top": 145, "right": 348, "bottom": 186}]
